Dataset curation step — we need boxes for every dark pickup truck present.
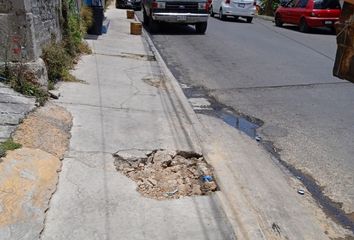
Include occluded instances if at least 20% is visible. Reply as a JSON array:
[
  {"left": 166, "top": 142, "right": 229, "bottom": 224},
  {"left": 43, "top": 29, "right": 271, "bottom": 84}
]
[{"left": 142, "top": 0, "right": 209, "bottom": 33}]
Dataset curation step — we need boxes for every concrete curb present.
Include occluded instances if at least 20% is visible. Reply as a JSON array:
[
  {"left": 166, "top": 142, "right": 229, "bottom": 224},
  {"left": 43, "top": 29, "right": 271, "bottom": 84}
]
[
  {"left": 136, "top": 16, "right": 247, "bottom": 239},
  {"left": 138, "top": 23, "right": 206, "bottom": 153},
  {"left": 255, "top": 14, "right": 274, "bottom": 22}
]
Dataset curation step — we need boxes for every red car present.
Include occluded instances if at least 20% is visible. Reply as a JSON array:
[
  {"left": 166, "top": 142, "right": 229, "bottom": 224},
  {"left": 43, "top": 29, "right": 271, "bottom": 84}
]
[{"left": 274, "top": 0, "right": 341, "bottom": 32}]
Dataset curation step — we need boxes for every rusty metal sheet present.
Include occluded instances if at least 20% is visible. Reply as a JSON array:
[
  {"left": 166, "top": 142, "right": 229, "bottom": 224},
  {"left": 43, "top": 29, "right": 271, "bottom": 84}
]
[{"left": 333, "top": 1, "right": 354, "bottom": 83}]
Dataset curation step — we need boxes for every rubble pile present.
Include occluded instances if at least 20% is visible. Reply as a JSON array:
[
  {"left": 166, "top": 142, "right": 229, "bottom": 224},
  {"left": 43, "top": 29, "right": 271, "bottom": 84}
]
[{"left": 114, "top": 149, "right": 218, "bottom": 199}]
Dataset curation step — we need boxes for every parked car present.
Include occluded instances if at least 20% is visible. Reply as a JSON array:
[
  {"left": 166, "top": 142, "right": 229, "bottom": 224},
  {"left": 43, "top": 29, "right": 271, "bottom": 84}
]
[
  {"left": 210, "top": 0, "right": 256, "bottom": 22},
  {"left": 274, "top": 0, "right": 341, "bottom": 32},
  {"left": 142, "top": 0, "right": 209, "bottom": 34},
  {"left": 116, "top": 0, "right": 142, "bottom": 11}
]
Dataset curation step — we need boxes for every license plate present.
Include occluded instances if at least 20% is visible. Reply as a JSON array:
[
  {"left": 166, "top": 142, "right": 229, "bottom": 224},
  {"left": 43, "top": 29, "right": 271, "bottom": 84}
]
[
  {"left": 177, "top": 16, "right": 187, "bottom": 21},
  {"left": 238, "top": 3, "right": 245, "bottom": 7},
  {"left": 324, "top": 21, "right": 333, "bottom": 25}
]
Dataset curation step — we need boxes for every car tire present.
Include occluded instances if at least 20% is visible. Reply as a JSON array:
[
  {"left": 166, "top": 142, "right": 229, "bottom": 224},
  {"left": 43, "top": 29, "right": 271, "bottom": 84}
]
[
  {"left": 219, "top": 8, "right": 226, "bottom": 21},
  {"left": 148, "top": 14, "right": 159, "bottom": 33},
  {"left": 275, "top": 14, "right": 283, "bottom": 27},
  {"left": 246, "top": 17, "right": 253, "bottom": 23},
  {"left": 196, "top": 22, "right": 208, "bottom": 34},
  {"left": 299, "top": 18, "right": 310, "bottom": 33},
  {"left": 143, "top": 9, "right": 148, "bottom": 25},
  {"left": 330, "top": 26, "right": 336, "bottom": 34},
  {"left": 210, "top": 5, "right": 215, "bottom": 17}
]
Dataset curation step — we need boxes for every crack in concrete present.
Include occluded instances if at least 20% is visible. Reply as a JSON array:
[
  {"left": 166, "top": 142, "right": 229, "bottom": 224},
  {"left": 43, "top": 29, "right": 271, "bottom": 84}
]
[
  {"left": 93, "top": 52, "right": 156, "bottom": 61},
  {"left": 57, "top": 101, "right": 165, "bottom": 114},
  {"left": 210, "top": 81, "right": 350, "bottom": 92}
]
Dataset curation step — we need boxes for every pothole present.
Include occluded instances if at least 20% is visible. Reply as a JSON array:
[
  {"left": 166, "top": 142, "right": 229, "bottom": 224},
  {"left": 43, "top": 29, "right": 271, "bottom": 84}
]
[{"left": 113, "top": 149, "right": 218, "bottom": 200}]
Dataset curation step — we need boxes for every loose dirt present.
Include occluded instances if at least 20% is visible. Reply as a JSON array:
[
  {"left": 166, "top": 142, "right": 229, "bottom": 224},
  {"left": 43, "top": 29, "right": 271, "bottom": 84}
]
[
  {"left": 13, "top": 103, "right": 72, "bottom": 159},
  {"left": 114, "top": 149, "right": 218, "bottom": 200}
]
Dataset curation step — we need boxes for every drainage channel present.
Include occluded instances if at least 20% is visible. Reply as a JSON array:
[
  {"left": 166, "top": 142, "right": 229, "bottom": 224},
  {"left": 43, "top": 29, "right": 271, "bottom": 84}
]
[{"left": 180, "top": 83, "right": 354, "bottom": 234}]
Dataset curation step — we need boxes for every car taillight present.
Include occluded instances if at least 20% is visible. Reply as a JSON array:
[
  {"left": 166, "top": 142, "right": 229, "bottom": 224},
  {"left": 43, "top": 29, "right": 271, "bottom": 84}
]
[
  {"left": 198, "top": 2, "right": 207, "bottom": 9},
  {"left": 152, "top": 1, "right": 158, "bottom": 8},
  {"left": 225, "top": 0, "right": 230, "bottom": 4},
  {"left": 152, "top": 1, "right": 165, "bottom": 8}
]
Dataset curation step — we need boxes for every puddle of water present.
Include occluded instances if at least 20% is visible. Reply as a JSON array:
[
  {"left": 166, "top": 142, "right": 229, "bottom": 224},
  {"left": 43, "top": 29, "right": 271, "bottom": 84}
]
[
  {"left": 181, "top": 83, "right": 354, "bottom": 234},
  {"left": 181, "top": 85, "right": 261, "bottom": 138},
  {"left": 216, "top": 110, "right": 258, "bottom": 138}
]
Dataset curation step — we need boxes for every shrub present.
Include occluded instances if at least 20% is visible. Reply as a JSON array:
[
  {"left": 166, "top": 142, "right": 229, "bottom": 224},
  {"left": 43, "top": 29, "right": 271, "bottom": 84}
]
[
  {"left": 80, "top": 6, "right": 93, "bottom": 33},
  {"left": 10, "top": 76, "right": 49, "bottom": 105},
  {"left": 42, "top": 41, "right": 72, "bottom": 82}
]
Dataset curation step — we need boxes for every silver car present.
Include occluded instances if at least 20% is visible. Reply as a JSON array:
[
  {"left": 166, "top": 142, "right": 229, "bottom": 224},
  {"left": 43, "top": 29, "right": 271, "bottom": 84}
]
[{"left": 210, "top": 0, "right": 256, "bottom": 22}]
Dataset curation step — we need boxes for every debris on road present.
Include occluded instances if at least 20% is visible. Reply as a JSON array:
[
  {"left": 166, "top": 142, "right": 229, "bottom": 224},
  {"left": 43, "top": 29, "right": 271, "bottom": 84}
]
[
  {"left": 114, "top": 149, "right": 218, "bottom": 199},
  {"left": 255, "top": 136, "right": 261, "bottom": 142},
  {"left": 298, "top": 189, "right": 305, "bottom": 195}
]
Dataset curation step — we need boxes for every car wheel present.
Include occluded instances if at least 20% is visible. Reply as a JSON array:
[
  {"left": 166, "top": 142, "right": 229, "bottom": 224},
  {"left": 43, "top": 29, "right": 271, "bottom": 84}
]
[
  {"left": 246, "top": 17, "right": 253, "bottom": 23},
  {"left": 210, "top": 5, "right": 215, "bottom": 17},
  {"left": 196, "top": 22, "right": 208, "bottom": 34},
  {"left": 330, "top": 26, "right": 336, "bottom": 34},
  {"left": 219, "top": 8, "right": 226, "bottom": 21},
  {"left": 143, "top": 9, "right": 148, "bottom": 25},
  {"left": 299, "top": 18, "right": 310, "bottom": 33},
  {"left": 148, "top": 14, "right": 159, "bottom": 33},
  {"left": 275, "top": 14, "right": 283, "bottom": 27}
]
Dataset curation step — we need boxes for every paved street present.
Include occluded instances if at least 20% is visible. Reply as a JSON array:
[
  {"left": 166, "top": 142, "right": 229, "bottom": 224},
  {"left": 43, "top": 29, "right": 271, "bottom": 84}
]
[{"left": 138, "top": 14, "right": 354, "bottom": 218}]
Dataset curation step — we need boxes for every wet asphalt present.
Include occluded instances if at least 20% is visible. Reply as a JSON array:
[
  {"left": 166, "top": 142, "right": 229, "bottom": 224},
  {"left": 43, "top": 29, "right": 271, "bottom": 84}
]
[{"left": 137, "top": 12, "right": 354, "bottom": 226}]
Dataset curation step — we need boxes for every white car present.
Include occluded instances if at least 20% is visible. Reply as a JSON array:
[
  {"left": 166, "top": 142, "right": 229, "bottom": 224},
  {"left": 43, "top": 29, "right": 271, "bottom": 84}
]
[{"left": 210, "top": 0, "right": 256, "bottom": 22}]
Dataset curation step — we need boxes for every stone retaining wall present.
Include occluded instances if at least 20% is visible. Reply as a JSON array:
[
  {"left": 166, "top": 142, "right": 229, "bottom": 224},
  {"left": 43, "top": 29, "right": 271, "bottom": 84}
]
[{"left": 0, "top": 0, "right": 62, "bottom": 86}]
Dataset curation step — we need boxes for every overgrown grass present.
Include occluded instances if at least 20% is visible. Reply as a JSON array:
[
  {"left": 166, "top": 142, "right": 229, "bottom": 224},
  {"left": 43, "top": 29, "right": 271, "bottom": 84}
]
[
  {"left": 0, "top": 138, "right": 22, "bottom": 157},
  {"left": 42, "top": 41, "right": 73, "bottom": 82},
  {"left": 42, "top": 1, "right": 93, "bottom": 84},
  {"left": 10, "top": 78, "right": 48, "bottom": 105},
  {"left": 2, "top": 64, "right": 49, "bottom": 106}
]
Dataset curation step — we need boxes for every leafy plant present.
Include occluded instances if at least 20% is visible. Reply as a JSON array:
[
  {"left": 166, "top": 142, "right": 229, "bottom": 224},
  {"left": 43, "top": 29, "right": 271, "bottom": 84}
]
[
  {"left": 9, "top": 74, "right": 49, "bottom": 106},
  {"left": 259, "top": 0, "right": 280, "bottom": 16}
]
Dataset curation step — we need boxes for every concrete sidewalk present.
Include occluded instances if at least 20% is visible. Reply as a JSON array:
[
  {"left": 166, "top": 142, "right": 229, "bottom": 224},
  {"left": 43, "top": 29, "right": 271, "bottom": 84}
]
[{"left": 41, "top": 7, "right": 235, "bottom": 240}]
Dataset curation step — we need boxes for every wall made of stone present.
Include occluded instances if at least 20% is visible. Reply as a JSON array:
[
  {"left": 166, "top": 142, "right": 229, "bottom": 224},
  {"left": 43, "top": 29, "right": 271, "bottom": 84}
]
[{"left": 0, "top": 0, "right": 62, "bottom": 63}]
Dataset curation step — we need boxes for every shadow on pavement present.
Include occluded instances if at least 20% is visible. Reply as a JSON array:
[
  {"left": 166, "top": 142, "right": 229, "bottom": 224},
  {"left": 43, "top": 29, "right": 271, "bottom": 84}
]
[
  {"left": 211, "top": 15, "right": 250, "bottom": 23},
  {"left": 144, "top": 23, "right": 200, "bottom": 35},
  {"left": 279, "top": 25, "right": 336, "bottom": 35}
]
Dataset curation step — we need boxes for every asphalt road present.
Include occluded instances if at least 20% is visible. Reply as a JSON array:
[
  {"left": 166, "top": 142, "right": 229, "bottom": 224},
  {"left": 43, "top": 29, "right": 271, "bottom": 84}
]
[{"left": 137, "top": 13, "right": 354, "bottom": 217}]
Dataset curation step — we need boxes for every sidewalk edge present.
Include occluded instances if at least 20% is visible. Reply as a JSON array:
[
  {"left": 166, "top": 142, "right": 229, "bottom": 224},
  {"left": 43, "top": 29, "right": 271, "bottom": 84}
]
[{"left": 137, "top": 18, "right": 249, "bottom": 240}]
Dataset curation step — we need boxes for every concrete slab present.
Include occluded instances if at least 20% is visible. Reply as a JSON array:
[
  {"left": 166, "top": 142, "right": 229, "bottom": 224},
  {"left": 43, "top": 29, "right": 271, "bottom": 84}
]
[
  {"left": 42, "top": 6, "right": 235, "bottom": 240},
  {"left": 42, "top": 152, "right": 234, "bottom": 240}
]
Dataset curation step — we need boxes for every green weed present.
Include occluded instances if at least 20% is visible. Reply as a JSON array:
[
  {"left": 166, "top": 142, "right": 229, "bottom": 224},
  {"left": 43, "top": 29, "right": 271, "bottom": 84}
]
[{"left": 0, "top": 139, "right": 22, "bottom": 157}]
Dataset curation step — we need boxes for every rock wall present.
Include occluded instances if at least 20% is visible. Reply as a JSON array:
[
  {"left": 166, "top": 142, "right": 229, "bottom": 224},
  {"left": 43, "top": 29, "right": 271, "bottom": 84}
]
[
  {"left": 0, "top": 0, "right": 62, "bottom": 62},
  {"left": 0, "top": 0, "right": 63, "bottom": 87}
]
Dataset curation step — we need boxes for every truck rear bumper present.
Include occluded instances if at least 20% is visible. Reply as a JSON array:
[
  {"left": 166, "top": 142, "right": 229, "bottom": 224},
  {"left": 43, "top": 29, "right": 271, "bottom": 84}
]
[{"left": 152, "top": 13, "right": 208, "bottom": 23}]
